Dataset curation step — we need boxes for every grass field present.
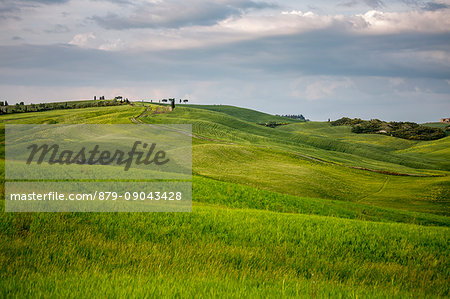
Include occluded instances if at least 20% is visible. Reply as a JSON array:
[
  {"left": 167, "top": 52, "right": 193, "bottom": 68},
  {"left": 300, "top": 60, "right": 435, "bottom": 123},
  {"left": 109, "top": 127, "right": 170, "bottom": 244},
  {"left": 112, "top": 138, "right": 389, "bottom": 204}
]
[{"left": 0, "top": 102, "right": 449, "bottom": 297}]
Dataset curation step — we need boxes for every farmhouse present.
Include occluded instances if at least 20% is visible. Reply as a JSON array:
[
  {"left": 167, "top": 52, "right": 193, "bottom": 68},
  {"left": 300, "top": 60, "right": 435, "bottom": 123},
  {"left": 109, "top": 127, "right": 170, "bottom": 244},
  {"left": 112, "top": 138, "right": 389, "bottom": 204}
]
[{"left": 440, "top": 118, "right": 450, "bottom": 123}]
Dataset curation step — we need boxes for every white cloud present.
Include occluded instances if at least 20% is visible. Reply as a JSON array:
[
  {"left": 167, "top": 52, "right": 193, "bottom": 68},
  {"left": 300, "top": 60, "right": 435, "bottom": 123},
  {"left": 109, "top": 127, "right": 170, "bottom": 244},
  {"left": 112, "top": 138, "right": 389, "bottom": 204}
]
[
  {"left": 219, "top": 12, "right": 335, "bottom": 35},
  {"left": 212, "top": 6, "right": 450, "bottom": 42},
  {"left": 2, "top": 0, "right": 450, "bottom": 52},
  {"left": 98, "top": 38, "right": 124, "bottom": 51},
  {"left": 69, "top": 32, "right": 96, "bottom": 47},
  {"left": 306, "top": 79, "right": 353, "bottom": 100},
  {"left": 389, "top": 77, "right": 405, "bottom": 86},
  {"left": 160, "top": 7, "right": 450, "bottom": 51},
  {"left": 281, "top": 10, "right": 317, "bottom": 17},
  {"left": 68, "top": 33, "right": 125, "bottom": 51},
  {"left": 291, "top": 77, "right": 354, "bottom": 101},
  {"left": 352, "top": 9, "right": 450, "bottom": 34}
]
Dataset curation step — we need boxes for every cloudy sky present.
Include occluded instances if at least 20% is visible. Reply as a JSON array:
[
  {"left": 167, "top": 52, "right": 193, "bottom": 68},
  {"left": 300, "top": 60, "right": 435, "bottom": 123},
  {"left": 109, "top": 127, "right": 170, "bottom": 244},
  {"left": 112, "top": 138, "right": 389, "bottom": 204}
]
[{"left": 0, "top": 0, "right": 449, "bottom": 122}]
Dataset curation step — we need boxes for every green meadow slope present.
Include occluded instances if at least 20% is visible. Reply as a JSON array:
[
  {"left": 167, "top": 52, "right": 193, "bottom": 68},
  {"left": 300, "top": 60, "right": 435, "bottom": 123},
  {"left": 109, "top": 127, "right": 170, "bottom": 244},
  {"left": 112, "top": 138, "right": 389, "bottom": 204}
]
[
  {"left": 0, "top": 102, "right": 449, "bottom": 298},
  {"left": 141, "top": 104, "right": 450, "bottom": 215}
]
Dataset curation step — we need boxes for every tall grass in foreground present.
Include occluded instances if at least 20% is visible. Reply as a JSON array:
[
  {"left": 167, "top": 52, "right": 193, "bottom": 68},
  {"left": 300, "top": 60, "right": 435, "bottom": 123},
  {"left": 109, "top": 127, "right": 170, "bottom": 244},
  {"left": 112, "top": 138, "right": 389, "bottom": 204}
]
[
  {"left": 0, "top": 206, "right": 448, "bottom": 297},
  {"left": 193, "top": 176, "right": 450, "bottom": 226}
]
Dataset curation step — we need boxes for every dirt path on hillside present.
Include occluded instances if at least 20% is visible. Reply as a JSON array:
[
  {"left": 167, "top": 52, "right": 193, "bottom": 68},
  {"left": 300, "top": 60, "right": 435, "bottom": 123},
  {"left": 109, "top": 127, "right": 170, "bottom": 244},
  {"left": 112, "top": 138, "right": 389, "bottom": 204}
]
[{"left": 357, "top": 177, "right": 390, "bottom": 202}]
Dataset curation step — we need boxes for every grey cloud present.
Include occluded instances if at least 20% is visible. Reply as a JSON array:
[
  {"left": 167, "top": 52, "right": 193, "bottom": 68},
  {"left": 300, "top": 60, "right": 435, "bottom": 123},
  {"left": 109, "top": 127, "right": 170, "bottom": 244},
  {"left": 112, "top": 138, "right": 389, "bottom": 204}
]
[
  {"left": 0, "top": 0, "right": 69, "bottom": 6},
  {"left": 1, "top": 29, "right": 448, "bottom": 88},
  {"left": 422, "top": 2, "right": 450, "bottom": 10},
  {"left": 0, "top": 1, "right": 21, "bottom": 18},
  {"left": 44, "top": 24, "right": 70, "bottom": 33},
  {"left": 0, "top": 44, "right": 203, "bottom": 85},
  {"left": 91, "top": 0, "right": 134, "bottom": 5},
  {"left": 199, "top": 31, "right": 449, "bottom": 79},
  {"left": 400, "top": 0, "right": 421, "bottom": 6},
  {"left": 0, "top": 1, "right": 18, "bottom": 12},
  {"left": 366, "top": 0, "right": 385, "bottom": 8},
  {"left": 0, "top": 0, "right": 69, "bottom": 19},
  {"left": 90, "top": 0, "right": 276, "bottom": 29},
  {"left": 229, "top": 0, "right": 277, "bottom": 9},
  {"left": 400, "top": 0, "right": 449, "bottom": 10},
  {"left": 15, "top": 0, "right": 69, "bottom": 3},
  {"left": 339, "top": 0, "right": 385, "bottom": 9}
]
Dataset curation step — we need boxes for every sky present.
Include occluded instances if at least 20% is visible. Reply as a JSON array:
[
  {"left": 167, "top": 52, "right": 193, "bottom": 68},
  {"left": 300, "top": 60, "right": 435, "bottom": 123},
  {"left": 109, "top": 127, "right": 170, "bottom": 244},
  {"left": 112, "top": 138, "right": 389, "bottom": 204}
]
[{"left": 0, "top": 0, "right": 449, "bottom": 122}]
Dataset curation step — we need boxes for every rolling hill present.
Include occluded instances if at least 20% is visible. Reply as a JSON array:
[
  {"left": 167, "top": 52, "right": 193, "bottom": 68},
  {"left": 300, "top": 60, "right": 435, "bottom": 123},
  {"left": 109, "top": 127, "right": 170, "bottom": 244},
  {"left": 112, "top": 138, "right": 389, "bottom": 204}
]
[{"left": 0, "top": 102, "right": 449, "bottom": 297}]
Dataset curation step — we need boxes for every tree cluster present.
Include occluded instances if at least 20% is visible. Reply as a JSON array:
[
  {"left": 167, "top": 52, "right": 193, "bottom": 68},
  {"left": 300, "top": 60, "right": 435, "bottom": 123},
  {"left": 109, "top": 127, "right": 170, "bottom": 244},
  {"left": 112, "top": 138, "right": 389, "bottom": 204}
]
[
  {"left": 331, "top": 117, "right": 446, "bottom": 140},
  {"left": 277, "top": 114, "right": 307, "bottom": 121}
]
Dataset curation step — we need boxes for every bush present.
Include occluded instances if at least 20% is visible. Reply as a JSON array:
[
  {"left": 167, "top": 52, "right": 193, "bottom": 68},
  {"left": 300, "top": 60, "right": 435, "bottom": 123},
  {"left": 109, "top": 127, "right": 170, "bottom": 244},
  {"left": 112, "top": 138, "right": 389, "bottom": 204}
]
[
  {"left": 331, "top": 117, "right": 364, "bottom": 126},
  {"left": 257, "top": 121, "right": 289, "bottom": 128}
]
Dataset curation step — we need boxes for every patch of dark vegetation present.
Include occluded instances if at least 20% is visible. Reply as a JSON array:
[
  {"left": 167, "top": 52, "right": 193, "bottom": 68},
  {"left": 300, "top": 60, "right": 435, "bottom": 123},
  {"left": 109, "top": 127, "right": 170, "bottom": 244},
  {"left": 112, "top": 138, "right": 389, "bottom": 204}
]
[
  {"left": 423, "top": 123, "right": 450, "bottom": 136},
  {"left": 257, "top": 121, "right": 289, "bottom": 128},
  {"left": 331, "top": 117, "right": 446, "bottom": 140},
  {"left": 0, "top": 99, "right": 128, "bottom": 114},
  {"left": 276, "top": 114, "right": 308, "bottom": 121},
  {"left": 13, "top": 213, "right": 32, "bottom": 237}
]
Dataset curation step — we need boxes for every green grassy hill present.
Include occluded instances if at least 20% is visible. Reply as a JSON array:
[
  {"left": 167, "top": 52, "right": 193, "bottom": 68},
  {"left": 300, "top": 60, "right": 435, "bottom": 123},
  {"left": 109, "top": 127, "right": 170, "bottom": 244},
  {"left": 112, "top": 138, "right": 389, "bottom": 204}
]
[
  {"left": 184, "top": 104, "right": 302, "bottom": 123},
  {"left": 143, "top": 105, "right": 450, "bottom": 173},
  {"left": 0, "top": 102, "right": 449, "bottom": 297}
]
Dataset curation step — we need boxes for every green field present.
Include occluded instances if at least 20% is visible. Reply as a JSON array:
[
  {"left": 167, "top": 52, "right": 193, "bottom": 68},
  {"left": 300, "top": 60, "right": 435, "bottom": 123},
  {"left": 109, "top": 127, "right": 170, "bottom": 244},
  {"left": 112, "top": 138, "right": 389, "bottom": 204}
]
[{"left": 1, "top": 102, "right": 449, "bottom": 297}]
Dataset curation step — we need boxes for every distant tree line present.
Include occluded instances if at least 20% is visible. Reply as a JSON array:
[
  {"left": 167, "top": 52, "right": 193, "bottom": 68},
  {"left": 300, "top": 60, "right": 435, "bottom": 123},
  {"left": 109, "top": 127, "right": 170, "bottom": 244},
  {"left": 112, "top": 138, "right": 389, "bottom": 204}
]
[
  {"left": 0, "top": 99, "right": 126, "bottom": 115},
  {"left": 331, "top": 117, "right": 446, "bottom": 140},
  {"left": 276, "top": 114, "right": 307, "bottom": 121},
  {"left": 160, "top": 98, "right": 188, "bottom": 103}
]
